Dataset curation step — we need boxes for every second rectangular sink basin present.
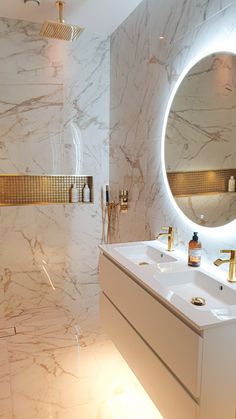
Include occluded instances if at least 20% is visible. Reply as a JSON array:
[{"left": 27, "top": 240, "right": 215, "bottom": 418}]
[
  {"left": 156, "top": 270, "right": 236, "bottom": 310},
  {"left": 114, "top": 244, "right": 177, "bottom": 265}
]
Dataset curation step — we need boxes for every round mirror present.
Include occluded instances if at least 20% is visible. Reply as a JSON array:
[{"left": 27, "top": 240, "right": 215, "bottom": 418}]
[{"left": 165, "top": 52, "right": 236, "bottom": 227}]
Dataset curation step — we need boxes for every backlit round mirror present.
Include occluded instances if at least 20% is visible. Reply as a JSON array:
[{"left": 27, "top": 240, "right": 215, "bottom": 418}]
[{"left": 165, "top": 52, "right": 236, "bottom": 227}]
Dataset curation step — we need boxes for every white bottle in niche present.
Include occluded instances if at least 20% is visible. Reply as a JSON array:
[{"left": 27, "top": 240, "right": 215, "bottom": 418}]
[
  {"left": 228, "top": 176, "right": 235, "bottom": 192},
  {"left": 71, "top": 184, "right": 79, "bottom": 203},
  {"left": 83, "top": 183, "right": 90, "bottom": 203}
]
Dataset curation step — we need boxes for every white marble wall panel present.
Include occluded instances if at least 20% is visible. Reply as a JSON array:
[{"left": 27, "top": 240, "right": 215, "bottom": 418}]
[
  {"left": 110, "top": 0, "right": 236, "bottom": 267},
  {"left": 61, "top": 32, "right": 109, "bottom": 325},
  {"left": 0, "top": 16, "right": 109, "bottom": 329},
  {"left": 0, "top": 19, "right": 64, "bottom": 175}
]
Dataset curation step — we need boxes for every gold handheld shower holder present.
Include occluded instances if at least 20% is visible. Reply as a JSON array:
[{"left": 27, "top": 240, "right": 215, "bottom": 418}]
[{"left": 106, "top": 201, "right": 119, "bottom": 244}]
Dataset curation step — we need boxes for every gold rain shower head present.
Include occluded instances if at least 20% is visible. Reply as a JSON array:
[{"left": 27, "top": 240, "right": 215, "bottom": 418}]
[{"left": 40, "top": 1, "right": 84, "bottom": 42}]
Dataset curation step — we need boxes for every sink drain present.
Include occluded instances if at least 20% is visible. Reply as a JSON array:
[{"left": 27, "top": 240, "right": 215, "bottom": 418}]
[
  {"left": 191, "top": 297, "right": 206, "bottom": 306},
  {"left": 139, "top": 261, "right": 149, "bottom": 266}
]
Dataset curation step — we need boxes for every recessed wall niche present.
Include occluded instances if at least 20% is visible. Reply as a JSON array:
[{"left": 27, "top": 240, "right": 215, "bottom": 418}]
[{"left": 0, "top": 175, "right": 93, "bottom": 206}]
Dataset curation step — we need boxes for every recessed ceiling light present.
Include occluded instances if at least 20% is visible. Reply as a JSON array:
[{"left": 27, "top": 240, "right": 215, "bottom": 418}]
[{"left": 24, "top": 0, "right": 40, "bottom": 5}]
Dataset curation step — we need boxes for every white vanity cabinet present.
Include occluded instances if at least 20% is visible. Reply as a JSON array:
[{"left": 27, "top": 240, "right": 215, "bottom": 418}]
[{"left": 99, "top": 252, "right": 236, "bottom": 419}]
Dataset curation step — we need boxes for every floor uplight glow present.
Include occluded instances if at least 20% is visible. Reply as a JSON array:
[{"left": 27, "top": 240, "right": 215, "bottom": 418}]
[
  {"left": 92, "top": 342, "right": 164, "bottom": 419},
  {"left": 99, "top": 381, "right": 163, "bottom": 419}
]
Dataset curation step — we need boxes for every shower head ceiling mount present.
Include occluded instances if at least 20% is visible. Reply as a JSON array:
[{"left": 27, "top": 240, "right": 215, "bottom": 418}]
[
  {"left": 24, "top": 0, "right": 40, "bottom": 5},
  {"left": 40, "top": 1, "right": 84, "bottom": 42}
]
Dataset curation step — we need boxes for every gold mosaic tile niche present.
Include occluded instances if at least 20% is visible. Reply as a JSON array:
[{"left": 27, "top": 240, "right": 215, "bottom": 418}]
[
  {"left": 0, "top": 175, "right": 93, "bottom": 206},
  {"left": 167, "top": 169, "right": 236, "bottom": 196}
]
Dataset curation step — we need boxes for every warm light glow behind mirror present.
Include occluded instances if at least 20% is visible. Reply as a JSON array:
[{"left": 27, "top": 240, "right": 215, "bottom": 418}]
[{"left": 162, "top": 49, "right": 236, "bottom": 231}]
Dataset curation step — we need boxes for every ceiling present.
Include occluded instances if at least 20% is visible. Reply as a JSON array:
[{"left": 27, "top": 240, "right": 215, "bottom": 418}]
[{"left": 0, "top": 0, "right": 143, "bottom": 35}]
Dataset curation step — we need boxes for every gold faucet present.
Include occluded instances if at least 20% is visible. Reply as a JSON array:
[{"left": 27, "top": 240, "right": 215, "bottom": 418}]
[
  {"left": 156, "top": 226, "right": 174, "bottom": 252},
  {"left": 214, "top": 250, "right": 236, "bottom": 283}
]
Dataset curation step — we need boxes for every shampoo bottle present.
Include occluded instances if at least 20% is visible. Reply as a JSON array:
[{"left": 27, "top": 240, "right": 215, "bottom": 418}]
[
  {"left": 228, "top": 176, "right": 235, "bottom": 192},
  {"left": 70, "top": 184, "right": 79, "bottom": 203},
  {"left": 188, "top": 232, "right": 201, "bottom": 267},
  {"left": 83, "top": 183, "right": 90, "bottom": 203}
]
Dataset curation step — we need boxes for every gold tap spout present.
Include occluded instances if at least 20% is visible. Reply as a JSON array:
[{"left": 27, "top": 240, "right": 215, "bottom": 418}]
[
  {"left": 214, "top": 258, "right": 229, "bottom": 267},
  {"left": 213, "top": 250, "right": 236, "bottom": 283},
  {"left": 156, "top": 226, "right": 174, "bottom": 252}
]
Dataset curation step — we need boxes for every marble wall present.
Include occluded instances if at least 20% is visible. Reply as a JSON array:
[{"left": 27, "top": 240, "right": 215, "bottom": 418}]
[
  {"left": 165, "top": 53, "right": 236, "bottom": 172},
  {"left": 110, "top": 0, "right": 236, "bottom": 267},
  {"left": 0, "top": 18, "right": 109, "bottom": 330}
]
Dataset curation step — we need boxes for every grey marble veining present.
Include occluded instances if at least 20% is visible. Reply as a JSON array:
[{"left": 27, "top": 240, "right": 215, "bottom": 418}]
[
  {"left": 0, "top": 17, "right": 110, "bottom": 419},
  {"left": 110, "top": 0, "right": 236, "bottom": 265},
  {"left": 0, "top": 14, "right": 113, "bottom": 419},
  {"left": 175, "top": 192, "right": 236, "bottom": 227},
  {"left": 166, "top": 53, "right": 236, "bottom": 172},
  {"left": 1, "top": 0, "right": 236, "bottom": 416},
  {"left": 0, "top": 14, "right": 109, "bottom": 322},
  {"left": 0, "top": 340, "right": 12, "bottom": 419}
]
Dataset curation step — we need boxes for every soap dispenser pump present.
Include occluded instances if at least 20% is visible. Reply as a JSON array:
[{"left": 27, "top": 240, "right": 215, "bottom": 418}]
[{"left": 188, "top": 232, "right": 201, "bottom": 267}]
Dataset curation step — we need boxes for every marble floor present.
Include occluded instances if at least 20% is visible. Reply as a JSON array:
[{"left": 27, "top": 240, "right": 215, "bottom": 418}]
[{"left": 0, "top": 305, "right": 163, "bottom": 419}]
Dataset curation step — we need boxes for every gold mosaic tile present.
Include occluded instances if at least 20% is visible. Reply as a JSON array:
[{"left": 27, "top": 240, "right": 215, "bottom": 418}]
[
  {"left": 167, "top": 169, "right": 236, "bottom": 196},
  {"left": 0, "top": 175, "right": 93, "bottom": 206}
]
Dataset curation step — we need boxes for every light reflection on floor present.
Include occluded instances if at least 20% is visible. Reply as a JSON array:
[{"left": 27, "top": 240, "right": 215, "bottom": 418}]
[{"left": 0, "top": 306, "right": 163, "bottom": 419}]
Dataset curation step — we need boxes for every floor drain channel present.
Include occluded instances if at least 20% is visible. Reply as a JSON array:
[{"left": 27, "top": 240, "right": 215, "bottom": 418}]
[{"left": 191, "top": 297, "right": 206, "bottom": 306}]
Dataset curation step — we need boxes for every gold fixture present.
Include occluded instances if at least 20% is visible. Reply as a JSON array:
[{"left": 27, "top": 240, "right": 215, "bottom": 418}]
[
  {"left": 106, "top": 201, "right": 119, "bottom": 244},
  {"left": 0, "top": 175, "right": 93, "bottom": 206},
  {"left": 156, "top": 226, "right": 174, "bottom": 252},
  {"left": 214, "top": 250, "right": 236, "bottom": 283},
  {"left": 119, "top": 190, "right": 128, "bottom": 213},
  {"left": 191, "top": 297, "right": 206, "bottom": 306},
  {"left": 40, "top": 1, "right": 84, "bottom": 42}
]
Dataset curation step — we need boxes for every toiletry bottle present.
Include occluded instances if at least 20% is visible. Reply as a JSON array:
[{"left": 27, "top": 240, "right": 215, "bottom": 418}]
[
  {"left": 71, "top": 184, "right": 79, "bottom": 203},
  {"left": 83, "top": 183, "right": 90, "bottom": 203},
  {"left": 188, "top": 232, "right": 201, "bottom": 267},
  {"left": 228, "top": 176, "right": 235, "bottom": 192}
]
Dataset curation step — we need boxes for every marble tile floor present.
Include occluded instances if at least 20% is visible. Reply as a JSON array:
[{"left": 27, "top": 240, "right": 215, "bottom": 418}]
[{"left": 0, "top": 306, "right": 163, "bottom": 419}]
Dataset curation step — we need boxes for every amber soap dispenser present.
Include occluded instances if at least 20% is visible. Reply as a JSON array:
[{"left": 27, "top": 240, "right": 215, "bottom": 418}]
[{"left": 188, "top": 232, "right": 201, "bottom": 267}]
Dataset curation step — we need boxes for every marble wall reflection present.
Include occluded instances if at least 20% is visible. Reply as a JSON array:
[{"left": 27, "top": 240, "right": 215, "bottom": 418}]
[
  {"left": 165, "top": 53, "right": 236, "bottom": 227},
  {"left": 165, "top": 53, "right": 236, "bottom": 172},
  {"left": 0, "top": 18, "right": 109, "bottom": 324},
  {"left": 175, "top": 193, "right": 236, "bottom": 227},
  {"left": 110, "top": 0, "right": 236, "bottom": 263}
]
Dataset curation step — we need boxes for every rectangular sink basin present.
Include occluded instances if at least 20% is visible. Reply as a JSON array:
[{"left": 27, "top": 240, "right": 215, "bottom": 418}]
[
  {"left": 114, "top": 244, "right": 177, "bottom": 265},
  {"left": 157, "top": 270, "right": 236, "bottom": 310}
]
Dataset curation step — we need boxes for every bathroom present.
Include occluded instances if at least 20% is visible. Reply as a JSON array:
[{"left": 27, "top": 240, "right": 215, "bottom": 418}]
[{"left": 0, "top": 0, "right": 235, "bottom": 418}]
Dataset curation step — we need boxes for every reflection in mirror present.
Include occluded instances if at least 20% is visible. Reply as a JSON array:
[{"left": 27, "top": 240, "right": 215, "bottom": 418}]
[{"left": 165, "top": 53, "right": 236, "bottom": 227}]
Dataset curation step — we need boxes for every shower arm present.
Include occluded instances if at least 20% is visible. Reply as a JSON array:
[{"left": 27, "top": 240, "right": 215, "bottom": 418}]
[{"left": 56, "top": 1, "right": 65, "bottom": 23}]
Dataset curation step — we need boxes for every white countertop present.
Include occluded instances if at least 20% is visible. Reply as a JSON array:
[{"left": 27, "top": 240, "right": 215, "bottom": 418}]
[{"left": 99, "top": 240, "right": 236, "bottom": 331}]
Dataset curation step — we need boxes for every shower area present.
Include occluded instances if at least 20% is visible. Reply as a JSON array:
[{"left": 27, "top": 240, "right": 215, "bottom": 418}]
[{"left": 0, "top": 14, "right": 113, "bottom": 418}]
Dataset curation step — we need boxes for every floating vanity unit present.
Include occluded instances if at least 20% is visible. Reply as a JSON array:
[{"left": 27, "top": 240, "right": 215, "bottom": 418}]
[{"left": 99, "top": 241, "right": 236, "bottom": 419}]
